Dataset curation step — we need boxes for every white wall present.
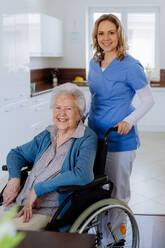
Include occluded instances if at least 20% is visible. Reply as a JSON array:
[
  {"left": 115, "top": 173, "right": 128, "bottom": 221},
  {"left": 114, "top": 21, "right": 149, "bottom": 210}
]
[
  {"left": 45, "top": 0, "right": 87, "bottom": 68},
  {"left": 43, "top": 0, "right": 165, "bottom": 69},
  {"left": 28, "top": 0, "right": 165, "bottom": 69}
]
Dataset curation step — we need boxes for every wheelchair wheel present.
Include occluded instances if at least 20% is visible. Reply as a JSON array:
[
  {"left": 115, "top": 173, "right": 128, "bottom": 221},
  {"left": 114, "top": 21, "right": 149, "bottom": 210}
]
[{"left": 69, "top": 198, "right": 139, "bottom": 248}]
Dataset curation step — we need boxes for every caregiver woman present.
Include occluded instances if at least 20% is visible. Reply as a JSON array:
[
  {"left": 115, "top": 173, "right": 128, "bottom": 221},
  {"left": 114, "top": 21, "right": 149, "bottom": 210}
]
[{"left": 88, "top": 14, "right": 154, "bottom": 245}]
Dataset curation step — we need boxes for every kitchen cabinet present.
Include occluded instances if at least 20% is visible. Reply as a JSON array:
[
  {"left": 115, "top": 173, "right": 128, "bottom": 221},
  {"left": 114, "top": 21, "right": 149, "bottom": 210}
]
[
  {"left": 0, "top": 92, "right": 53, "bottom": 167},
  {"left": 0, "top": 100, "right": 31, "bottom": 166},
  {"left": 29, "top": 13, "right": 63, "bottom": 57},
  {"left": 0, "top": 7, "right": 30, "bottom": 179},
  {"left": 133, "top": 88, "right": 165, "bottom": 132},
  {"left": 0, "top": 14, "right": 30, "bottom": 105},
  {"left": 28, "top": 93, "right": 53, "bottom": 139}
]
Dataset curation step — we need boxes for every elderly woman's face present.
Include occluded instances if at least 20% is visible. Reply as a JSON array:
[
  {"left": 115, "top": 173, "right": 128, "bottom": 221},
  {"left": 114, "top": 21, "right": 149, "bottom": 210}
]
[{"left": 53, "top": 93, "right": 81, "bottom": 131}]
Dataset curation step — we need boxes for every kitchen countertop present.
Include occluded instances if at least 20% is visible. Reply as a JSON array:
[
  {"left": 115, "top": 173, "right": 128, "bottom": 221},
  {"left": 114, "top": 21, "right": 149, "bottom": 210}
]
[
  {"left": 31, "top": 81, "right": 88, "bottom": 97},
  {"left": 31, "top": 88, "right": 53, "bottom": 97},
  {"left": 31, "top": 79, "right": 165, "bottom": 98}
]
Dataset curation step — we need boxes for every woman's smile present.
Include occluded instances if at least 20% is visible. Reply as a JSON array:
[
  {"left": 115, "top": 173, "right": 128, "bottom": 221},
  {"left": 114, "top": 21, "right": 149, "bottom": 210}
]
[
  {"left": 103, "top": 41, "right": 112, "bottom": 46},
  {"left": 57, "top": 116, "right": 68, "bottom": 122}
]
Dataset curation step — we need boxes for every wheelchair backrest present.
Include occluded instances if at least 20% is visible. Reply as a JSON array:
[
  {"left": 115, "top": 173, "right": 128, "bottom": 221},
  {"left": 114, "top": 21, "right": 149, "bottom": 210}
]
[{"left": 93, "top": 138, "right": 108, "bottom": 178}]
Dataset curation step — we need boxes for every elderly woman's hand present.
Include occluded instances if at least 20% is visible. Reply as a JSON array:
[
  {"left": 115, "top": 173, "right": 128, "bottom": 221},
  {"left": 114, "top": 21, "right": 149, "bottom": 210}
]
[
  {"left": 3, "top": 178, "right": 20, "bottom": 207},
  {"left": 17, "top": 188, "right": 39, "bottom": 223},
  {"left": 115, "top": 121, "right": 132, "bottom": 135}
]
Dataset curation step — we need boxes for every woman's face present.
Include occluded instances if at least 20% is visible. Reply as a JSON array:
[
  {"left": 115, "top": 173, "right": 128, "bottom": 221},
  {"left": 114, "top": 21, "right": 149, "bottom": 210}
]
[
  {"left": 97, "top": 20, "right": 118, "bottom": 55},
  {"left": 53, "top": 93, "right": 81, "bottom": 132}
]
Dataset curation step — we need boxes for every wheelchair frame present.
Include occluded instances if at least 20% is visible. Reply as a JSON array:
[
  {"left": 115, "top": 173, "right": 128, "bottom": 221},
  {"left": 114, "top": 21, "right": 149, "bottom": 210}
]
[{"left": 0, "top": 127, "right": 140, "bottom": 248}]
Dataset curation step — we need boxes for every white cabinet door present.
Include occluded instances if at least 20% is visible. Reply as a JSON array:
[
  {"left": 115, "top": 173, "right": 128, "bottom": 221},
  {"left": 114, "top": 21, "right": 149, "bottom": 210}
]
[
  {"left": 50, "top": 17, "right": 63, "bottom": 57},
  {"left": 28, "top": 93, "right": 53, "bottom": 138},
  {"left": 0, "top": 100, "right": 31, "bottom": 165},
  {"left": 0, "top": 14, "right": 30, "bottom": 104},
  {"left": 28, "top": 14, "right": 41, "bottom": 55},
  {"left": 0, "top": 93, "right": 53, "bottom": 165},
  {"left": 29, "top": 14, "right": 63, "bottom": 57}
]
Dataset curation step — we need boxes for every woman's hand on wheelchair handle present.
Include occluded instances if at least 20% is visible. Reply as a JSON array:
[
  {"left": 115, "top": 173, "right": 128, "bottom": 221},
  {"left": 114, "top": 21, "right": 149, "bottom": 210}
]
[
  {"left": 3, "top": 178, "right": 20, "bottom": 207},
  {"left": 115, "top": 121, "right": 131, "bottom": 135},
  {"left": 17, "top": 188, "right": 39, "bottom": 223}
]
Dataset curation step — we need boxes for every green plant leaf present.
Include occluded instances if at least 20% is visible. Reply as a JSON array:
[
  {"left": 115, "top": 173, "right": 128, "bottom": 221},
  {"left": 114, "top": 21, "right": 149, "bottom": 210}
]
[
  {"left": 0, "top": 205, "right": 20, "bottom": 225},
  {"left": 0, "top": 232, "right": 25, "bottom": 248}
]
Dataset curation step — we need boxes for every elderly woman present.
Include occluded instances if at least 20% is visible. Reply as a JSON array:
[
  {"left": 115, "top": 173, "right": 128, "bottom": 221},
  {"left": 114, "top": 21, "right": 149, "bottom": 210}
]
[{"left": 0, "top": 83, "right": 97, "bottom": 230}]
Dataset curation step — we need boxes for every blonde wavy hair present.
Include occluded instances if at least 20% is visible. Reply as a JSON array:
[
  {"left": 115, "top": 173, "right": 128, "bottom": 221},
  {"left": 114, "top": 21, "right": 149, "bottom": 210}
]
[{"left": 92, "top": 14, "right": 128, "bottom": 62}]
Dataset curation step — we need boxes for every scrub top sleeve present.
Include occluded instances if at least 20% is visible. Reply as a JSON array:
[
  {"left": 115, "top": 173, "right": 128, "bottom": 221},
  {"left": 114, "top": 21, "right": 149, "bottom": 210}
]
[{"left": 127, "top": 61, "right": 148, "bottom": 91}]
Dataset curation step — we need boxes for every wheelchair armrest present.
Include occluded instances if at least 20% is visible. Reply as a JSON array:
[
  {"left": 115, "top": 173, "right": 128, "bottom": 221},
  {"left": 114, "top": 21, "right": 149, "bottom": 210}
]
[
  {"left": 2, "top": 163, "right": 33, "bottom": 172},
  {"left": 57, "top": 175, "right": 109, "bottom": 194},
  {"left": 0, "top": 168, "right": 31, "bottom": 206}
]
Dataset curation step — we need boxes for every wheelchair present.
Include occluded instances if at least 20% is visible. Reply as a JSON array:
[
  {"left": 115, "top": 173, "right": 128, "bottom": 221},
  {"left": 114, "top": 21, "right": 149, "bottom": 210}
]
[{"left": 0, "top": 127, "right": 140, "bottom": 248}]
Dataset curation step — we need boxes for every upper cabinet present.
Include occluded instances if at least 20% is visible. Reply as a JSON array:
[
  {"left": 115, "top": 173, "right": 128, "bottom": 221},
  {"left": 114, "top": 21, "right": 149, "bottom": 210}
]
[
  {"left": 0, "top": 13, "right": 30, "bottom": 105},
  {"left": 29, "top": 13, "right": 63, "bottom": 57}
]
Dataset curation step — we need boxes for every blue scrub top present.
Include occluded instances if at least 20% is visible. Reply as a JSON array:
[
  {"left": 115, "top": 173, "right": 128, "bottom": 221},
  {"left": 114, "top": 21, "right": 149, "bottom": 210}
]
[{"left": 88, "top": 55, "right": 148, "bottom": 152}]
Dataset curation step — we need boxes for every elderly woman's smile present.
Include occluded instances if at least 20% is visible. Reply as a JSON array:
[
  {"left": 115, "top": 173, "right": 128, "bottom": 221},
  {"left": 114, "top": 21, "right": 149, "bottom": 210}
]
[{"left": 53, "top": 93, "right": 81, "bottom": 132}]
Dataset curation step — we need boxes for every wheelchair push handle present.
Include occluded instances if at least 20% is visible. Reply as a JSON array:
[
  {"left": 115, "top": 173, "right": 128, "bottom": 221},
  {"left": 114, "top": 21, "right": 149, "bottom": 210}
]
[
  {"left": 104, "top": 126, "right": 118, "bottom": 144},
  {"left": 105, "top": 126, "right": 118, "bottom": 137}
]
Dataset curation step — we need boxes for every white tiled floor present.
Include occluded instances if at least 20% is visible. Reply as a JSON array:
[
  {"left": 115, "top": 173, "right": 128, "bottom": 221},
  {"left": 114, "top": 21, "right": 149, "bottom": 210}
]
[{"left": 129, "top": 131, "right": 165, "bottom": 214}]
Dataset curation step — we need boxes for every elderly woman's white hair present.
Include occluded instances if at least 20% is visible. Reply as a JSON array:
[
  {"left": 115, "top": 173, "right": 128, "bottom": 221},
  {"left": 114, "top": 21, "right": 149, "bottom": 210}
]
[{"left": 50, "top": 83, "right": 86, "bottom": 117}]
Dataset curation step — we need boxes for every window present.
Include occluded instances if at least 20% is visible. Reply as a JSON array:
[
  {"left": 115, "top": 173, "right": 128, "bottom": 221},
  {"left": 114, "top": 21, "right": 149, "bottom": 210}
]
[
  {"left": 127, "top": 13, "right": 155, "bottom": 68},
  {"left": 87, "top": 7, "right": 160, "bottom": 76}
]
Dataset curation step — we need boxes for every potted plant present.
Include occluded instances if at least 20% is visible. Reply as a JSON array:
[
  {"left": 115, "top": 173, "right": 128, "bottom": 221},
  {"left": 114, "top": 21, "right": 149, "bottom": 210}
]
[{"left": 0, "top": 206, "right": 25, "bottom": 248}]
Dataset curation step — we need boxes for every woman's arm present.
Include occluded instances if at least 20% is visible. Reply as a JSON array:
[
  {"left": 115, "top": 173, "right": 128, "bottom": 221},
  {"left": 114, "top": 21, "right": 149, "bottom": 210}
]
[
  {"left": 3, "top": 130, "right": 49, "bottom": 206},
  {"left": 3, "top": 178, "right": 20, "bottom": 206},
  {"left": 17, "top": 188, "right": 39, "bottom": 223},
  {"left": 123, "top": 85, "right": 155, "bottom": 127},
  {"left": 7, "top": 129, "right": 49, "bottom": 180},
  {"left": 115, "top": 85, "right": 154, "bottom": 135}
]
